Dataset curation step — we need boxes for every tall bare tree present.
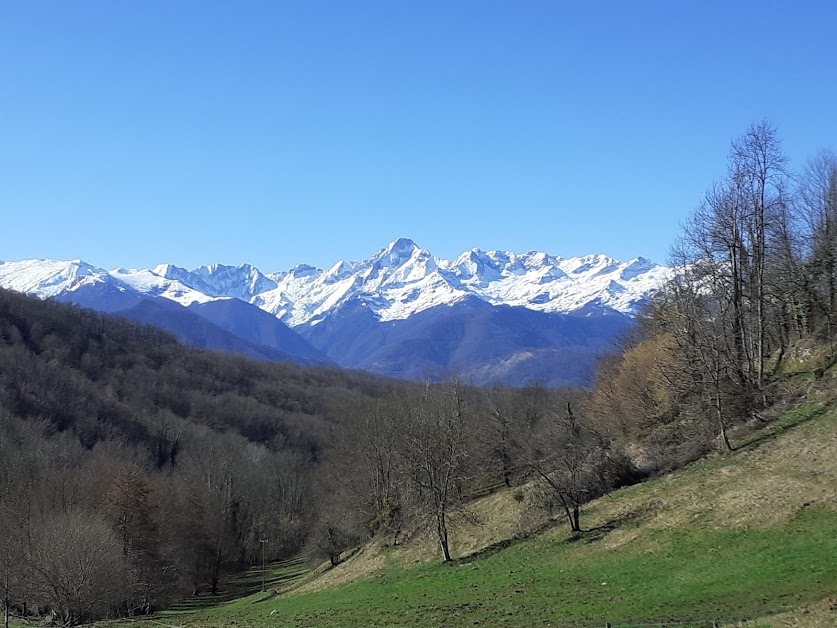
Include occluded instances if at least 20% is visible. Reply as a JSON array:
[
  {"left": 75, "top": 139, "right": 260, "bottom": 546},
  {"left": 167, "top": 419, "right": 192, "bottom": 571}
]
[
  {"left": 669, "top": 121, "right": 790, "bottom": 447},
  {"left": 397, "top": 381, "right": 473, "bottom": 562},
  {"left": 481, "top": 384, "right": 520, "bottom": 488},
  {"left": 797, "top": 150, "right": 837, "bottom": 339},
  {"left": 335, "top": 397, "right": 404, "bottom": 544},
  {"left": 523, "top": 401, "right": 610, "bottom": 533},
  {"left": 729, "top": 120, "right": 789, "bottom": 388}
]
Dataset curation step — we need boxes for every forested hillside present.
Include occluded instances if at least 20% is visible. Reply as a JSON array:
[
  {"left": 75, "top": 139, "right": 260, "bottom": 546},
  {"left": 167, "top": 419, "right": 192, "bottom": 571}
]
[{"left": 0, "top": 287, "right": 397, "bottom": 623}]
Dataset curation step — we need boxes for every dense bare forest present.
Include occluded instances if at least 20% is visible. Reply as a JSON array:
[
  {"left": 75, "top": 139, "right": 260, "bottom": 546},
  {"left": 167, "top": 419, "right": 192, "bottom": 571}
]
[
  {"left": 0, "top": 287, "right": 404, "bottom": 623},
  {"left": 1, "top": 121, "right": 834, "bottom": 626}
]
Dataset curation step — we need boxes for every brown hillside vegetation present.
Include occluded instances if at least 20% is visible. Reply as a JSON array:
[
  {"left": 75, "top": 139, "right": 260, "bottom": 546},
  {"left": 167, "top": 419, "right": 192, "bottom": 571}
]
[{"left": 298, "top": 391, "right": 837, "bottom": 591}]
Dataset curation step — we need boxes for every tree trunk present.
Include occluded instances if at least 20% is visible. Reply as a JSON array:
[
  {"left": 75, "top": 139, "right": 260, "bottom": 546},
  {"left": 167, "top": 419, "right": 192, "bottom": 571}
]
[
  {"left": 3, "top": 570, "right": 8, "bottom": 628},
  {"left": 556, "top": 493, "right": 580, "bottom": 533},
  {"left": 437, "top": 509, "right": 451, "bottom": 562},
  {"left": 711, "top": 363, "right": 733, "bottom": 453},
  {"left": 502, "top": 448, "right": 512, "bottom": 488},
  {"left": 716, "top": 391, "right": 733, "bottom": 453},
  {"left": 210, "top": 545, "right": 222, "bottom": 595},
  {"left": 719, "top": 421, "right": 732, "bottom": 453},
  {"left": 730, "top": 234, "right": 748, "bottom": 392},
  {"left": 327, "top": 526, "right": 339, "bottom": 566},
  {"left": 756, "top": 197, "right": 766, "bottom": 392}
]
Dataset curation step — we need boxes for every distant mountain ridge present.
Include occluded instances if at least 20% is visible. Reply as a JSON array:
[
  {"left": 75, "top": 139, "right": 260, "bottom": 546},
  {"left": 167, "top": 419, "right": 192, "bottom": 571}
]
[
  {"left": 0, "top": 240, "right": 673, "bottom": 385},
  {"left": 155, "top": 238, "right": 671, "bottom": 326}
]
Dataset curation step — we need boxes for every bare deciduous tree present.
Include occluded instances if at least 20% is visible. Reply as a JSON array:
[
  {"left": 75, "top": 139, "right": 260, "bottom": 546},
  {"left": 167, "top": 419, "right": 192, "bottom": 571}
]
[
  {"left": 663, "top": 121, "right": 791, "bottom": 449},
  {"left": 0, "top": 507, "right": 24, "bottom": 628},
  {"left": 797, "top": 150, "right": 837, "bottom": 339},
  {"left": 334, "top": 397, "right": 405, "bottom": 545},
  {"left": 397, "top": 381, "right": 473, "bottom": 562},
  {"left": 523, "top": 401, "right": 610, "bottom": 533},
  {"left": 28, "top": 511, "right": 131, "bottom": 625},
  {"left": 482, "top": 384, "right": 520, "bottom": 488}
]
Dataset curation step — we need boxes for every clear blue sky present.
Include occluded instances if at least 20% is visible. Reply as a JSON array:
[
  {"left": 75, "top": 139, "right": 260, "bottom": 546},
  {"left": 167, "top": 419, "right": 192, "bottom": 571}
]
[{"left": 1, "top": 1, "right": 835, "bottom": 271}]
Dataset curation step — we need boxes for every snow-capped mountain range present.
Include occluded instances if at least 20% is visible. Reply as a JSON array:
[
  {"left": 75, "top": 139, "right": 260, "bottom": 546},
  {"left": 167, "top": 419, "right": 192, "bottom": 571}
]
[
  {"left": 0, "top": 239, "right": 673, "bottom": 386},
  {"left": 0, "top": 238, "right": 671, "bottom": 324}
]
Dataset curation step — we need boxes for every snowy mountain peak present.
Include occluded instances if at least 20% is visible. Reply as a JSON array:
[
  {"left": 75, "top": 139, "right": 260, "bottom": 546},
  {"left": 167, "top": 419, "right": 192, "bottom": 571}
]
[
  {"left": 152, "top": 263, "right": 177, "bottom": 276},
  {"left": 384, "top": 237, "right": 418, "bottom": 255},
  {"left": 150, "top": 262, "right": 277, "bottom": 301},
  {"left": 373, "top": 238, "right": 422, "bottom": 269},
  {"left": 449, "top": 249, "right": 500, "bottom": 282},
  {"left": 151, "top": 263, "right": 192, "bottom": 284},
  {"left": 0, "top": 259, "right": 111, "bottom": 298},
  {"left": 288, "top": 264, "right": 321, "bottom": 279},
  {"left": 323, "top": 260, "right": 357, "bottom": 284}
]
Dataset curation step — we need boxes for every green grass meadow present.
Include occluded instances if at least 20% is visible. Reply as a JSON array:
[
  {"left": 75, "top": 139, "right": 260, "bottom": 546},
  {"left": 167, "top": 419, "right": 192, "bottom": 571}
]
[{"left": 160, "top": 507, "right": 835, "bottom": 627}]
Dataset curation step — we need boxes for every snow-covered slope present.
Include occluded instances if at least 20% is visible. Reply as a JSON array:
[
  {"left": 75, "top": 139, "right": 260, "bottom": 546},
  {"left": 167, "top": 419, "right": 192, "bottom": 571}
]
[
  {"left": 0, "top": 259, "right": 115, "bottom": 298},
  {"left": 0, "top": 259, "right": 213, "bottom": 306},
  {"left": 0, "top": 239, "right": 672, "bottom": 327},
  {"left": 153, "top": 262, "right": 277, "bottom": 301}
]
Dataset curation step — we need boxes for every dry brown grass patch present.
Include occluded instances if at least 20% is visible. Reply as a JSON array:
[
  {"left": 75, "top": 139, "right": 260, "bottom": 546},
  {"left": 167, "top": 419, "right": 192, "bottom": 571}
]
[{"left": 738, "top": 597, "right": 837, "bottom": 627}]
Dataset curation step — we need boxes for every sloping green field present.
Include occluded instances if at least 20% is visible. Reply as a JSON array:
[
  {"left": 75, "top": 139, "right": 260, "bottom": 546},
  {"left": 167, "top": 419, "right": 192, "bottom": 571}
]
[{"left": 130, "top": 400, "right": 837, "bottom": 627}]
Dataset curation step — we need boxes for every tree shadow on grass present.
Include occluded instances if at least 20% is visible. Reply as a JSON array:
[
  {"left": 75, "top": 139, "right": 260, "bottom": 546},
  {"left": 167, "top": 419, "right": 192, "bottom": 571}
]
[
  {"left": 455, "top": 509, "right": 646, "bottom": 565},
  {"left": 560, "top": 510, "right": 645, "bottom": 546},
  {"left": 732, "top": 403, "right": 829, "bottom": 452},
  {"left": 454, "top": 519, "right": 558, "bottom": 566},
  {"left": 165, "top": 556, "right": 311, "bottom": 613}
]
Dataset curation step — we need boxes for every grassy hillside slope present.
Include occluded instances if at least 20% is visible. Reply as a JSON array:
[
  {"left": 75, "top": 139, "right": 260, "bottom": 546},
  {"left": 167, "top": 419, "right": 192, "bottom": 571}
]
[{"left": 158, "top": 397, "right": 837, "bottom": 627}]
